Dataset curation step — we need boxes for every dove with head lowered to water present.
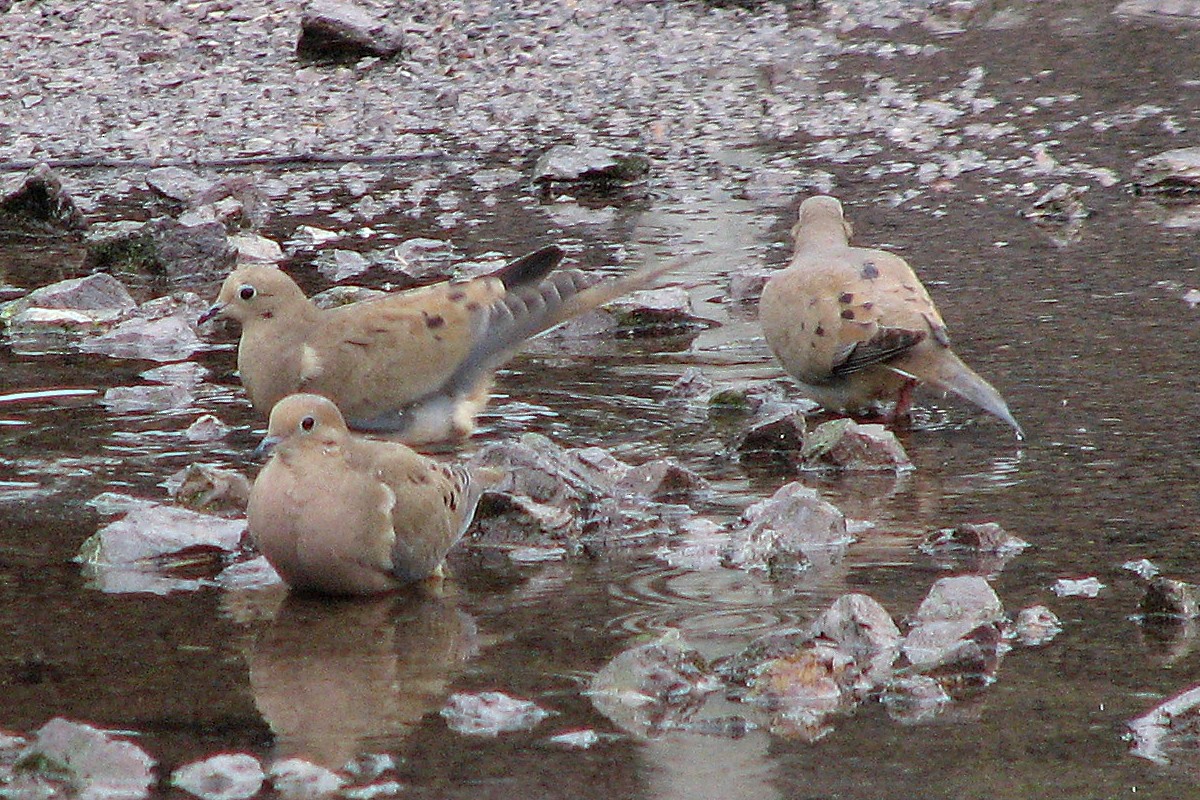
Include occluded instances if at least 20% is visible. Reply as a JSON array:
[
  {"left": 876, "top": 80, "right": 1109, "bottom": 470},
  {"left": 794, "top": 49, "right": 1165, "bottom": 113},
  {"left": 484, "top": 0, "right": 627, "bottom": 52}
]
[{"left": 758, "top": 195, "right": 1022, "bottom": 437}]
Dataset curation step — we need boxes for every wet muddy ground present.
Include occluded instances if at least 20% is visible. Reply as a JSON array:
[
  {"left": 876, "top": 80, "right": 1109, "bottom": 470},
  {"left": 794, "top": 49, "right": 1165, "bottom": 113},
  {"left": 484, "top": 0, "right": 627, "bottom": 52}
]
[{"left": 3, "top": 0, "right": 1200, "bottom": 796}]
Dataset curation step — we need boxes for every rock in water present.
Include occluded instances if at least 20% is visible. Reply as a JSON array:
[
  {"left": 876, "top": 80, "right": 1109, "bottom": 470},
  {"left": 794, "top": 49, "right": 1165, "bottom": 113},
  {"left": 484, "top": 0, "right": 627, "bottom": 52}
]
[{"left": 0, "top": 163, "right": 86, "bottom": 232}]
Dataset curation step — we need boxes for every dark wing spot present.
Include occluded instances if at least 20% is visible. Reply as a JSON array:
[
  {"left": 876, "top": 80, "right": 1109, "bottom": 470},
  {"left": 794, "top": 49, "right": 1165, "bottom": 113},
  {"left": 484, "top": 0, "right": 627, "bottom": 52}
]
[
  {"left": 861, "top": 301, "right": 874, "bottom": 311},
  {"left": 448, "top": 290, "right": 466, "bottom": 302},
  {"left": 423, "top": 313, "right": 445, "bottom": 329},
  {"left": 447, "top": 493, "right": 459, "bottom": 511},
  {"left": 832, "top": 328, "right": 926, "bottom": 376},
  {"left": 838, "top": 292, "right": 854, "bottom": 304},
  {"left": 814, "top": 325, "right": 826, "bottom": 337},
  {"left": 860, "top": 262, "right": 880, "bottom": 280},
  {"left": 465, "top": 301, "right": 481, "bottom": 312},
  {"left": 840, "top": 309, "right": 855, "bottom": 320}
]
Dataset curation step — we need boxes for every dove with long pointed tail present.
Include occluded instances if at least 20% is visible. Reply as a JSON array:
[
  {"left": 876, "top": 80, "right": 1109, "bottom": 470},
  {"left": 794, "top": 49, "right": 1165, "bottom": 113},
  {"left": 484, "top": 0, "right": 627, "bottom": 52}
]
[
  {"left": 759, "top": 196, "right": 1023, "bottom": 437},
  {"left": 201, "top": 245, "right": 678, "bottom": 443}
]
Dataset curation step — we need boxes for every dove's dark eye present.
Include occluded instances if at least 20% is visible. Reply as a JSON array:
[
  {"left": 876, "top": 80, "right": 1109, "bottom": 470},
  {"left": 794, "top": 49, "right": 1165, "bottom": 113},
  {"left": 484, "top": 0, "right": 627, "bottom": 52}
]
[
  {"left": 300, "top": 416, "right": 315, "bottom": 432},
  {"left": 239, "top": 285, "right": 256, "bottom": 301}
]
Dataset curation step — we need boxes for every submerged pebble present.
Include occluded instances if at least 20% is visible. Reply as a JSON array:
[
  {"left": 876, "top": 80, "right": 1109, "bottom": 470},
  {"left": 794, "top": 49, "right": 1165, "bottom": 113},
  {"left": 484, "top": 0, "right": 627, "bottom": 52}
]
[
  {"left": 171, "top": 753, "right": 265, "bottom": 800},
  {"left": 17, "top": 718, "right": 155, "bottom": 800},
  {"left": 440, "top": 692, "right": 552, "bottom": 737}
]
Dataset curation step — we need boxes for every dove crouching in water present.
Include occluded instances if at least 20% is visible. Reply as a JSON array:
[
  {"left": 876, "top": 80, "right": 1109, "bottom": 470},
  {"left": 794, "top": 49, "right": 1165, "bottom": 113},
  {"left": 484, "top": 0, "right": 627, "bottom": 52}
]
[
  {"left": 759, "top": 195, "right": 1022, "bottom": 438},
  {"left": 248, "top": 393, "right": 497, "bottom": 596},
  {"left": 201, "top": 245, "right": 678, "bottom": 444}
]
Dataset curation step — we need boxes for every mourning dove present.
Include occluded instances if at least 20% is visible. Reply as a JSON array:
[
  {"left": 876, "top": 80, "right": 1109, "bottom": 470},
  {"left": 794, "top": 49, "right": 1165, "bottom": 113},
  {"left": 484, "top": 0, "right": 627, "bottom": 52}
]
[
  {"left": 759, "top": 196, "right": 1022, "bottom": 437},
  {"left": 201, "top": 245, "right": 676, "bottom": 443},
  {"left": 247, "top": 393, "right": 497, "bottom": 595}
]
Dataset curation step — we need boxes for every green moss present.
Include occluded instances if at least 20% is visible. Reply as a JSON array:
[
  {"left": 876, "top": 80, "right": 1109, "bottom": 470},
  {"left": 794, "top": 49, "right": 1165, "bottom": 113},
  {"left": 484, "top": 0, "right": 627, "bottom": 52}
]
[{"left": 85, "top": 231, "right": 161, "bottom": 276}]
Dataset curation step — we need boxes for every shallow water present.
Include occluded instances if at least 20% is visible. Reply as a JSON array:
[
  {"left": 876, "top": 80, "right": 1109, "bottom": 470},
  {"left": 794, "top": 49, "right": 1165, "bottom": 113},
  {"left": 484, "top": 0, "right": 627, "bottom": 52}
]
[{"left": 3, "top": 0, "right": 1200, "bottom": 796}]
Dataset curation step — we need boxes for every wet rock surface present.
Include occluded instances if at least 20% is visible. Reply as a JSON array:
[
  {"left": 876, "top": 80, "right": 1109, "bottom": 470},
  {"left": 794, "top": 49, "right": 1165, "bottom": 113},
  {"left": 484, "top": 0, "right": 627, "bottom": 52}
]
[
  {"left": 468, "top": 433, "right": 705, "bottom": 550},
  {"left": 0, "top": 0, "right": 1198, "bottom": 795},
  {"left": 171, "top": 753, "right": 265, "bottom": 800},
  {"left": 0, "top": 164, "right": 86, "bottom": 233},
  {"left": 588, "top": 631, "right": 720, "bottom": 738},
  {"left": 724, "top": 482, "right": 852, "bottom": 573},
  {"left": 296, "top": 0, "right": 405, "bottom": 62},
  {"left": 13, "top": 718, "right": 156, "bottom": 800},
  {"left": 440, "top": 692, "right": 552, "bottom": 737}
]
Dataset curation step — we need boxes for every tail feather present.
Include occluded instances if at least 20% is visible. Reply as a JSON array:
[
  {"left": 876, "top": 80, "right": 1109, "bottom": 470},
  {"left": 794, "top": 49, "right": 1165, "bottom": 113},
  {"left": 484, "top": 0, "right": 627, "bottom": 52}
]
[
  {"left": 907, "top": 351, "right": 1024, "bottom": 439},
  {"left": 450, "top": 258, "right": 685, "bottom": 391},
  {"left": 489, "top": 245, "right": 565, "bottom": 290}
]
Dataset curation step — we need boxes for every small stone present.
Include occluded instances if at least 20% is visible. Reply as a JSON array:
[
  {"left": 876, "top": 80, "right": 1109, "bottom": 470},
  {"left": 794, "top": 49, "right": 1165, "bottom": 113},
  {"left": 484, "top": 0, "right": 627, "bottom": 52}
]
[
  {"left": 727, "top": 267, "right": 775, "bottom": 303},
  {"left": 440, "top": 692, "right": 552, "bottom": 736},
  {"left": 881, "top": 675, "right": 952, "bottom": 724},
  {"left": 588, "top": 630, "right": 719, "bottom": 737},
  {"left": 1015, "top": 605, "right": 1062, "bottom": 646},
  {"left": 903, "top": 576, "right": 1008, "bottom": 680},
  {"left": 614, "top": 459, "right": 707, "bottom": 501},
  {"left": 1132, "top": 146, "right": 1200, "bottom": 196},
  {"left": 5, "top": 307, "right": 115, "bottom": 334},
  {"left": 533, "top": 144, "right": 650, "bottom": 187},
  {"left": 1052, "top": 576, "right": 1105, "bottom": 597},
  {"left": 546, "top": 729, "right": 600, "bottom": 749},
  {"left": 85, "top": 217, "right": 236, "bottom": 281},
  {"left": 163, "top": 464, "right": 252, "bottom": 512},
  {"left": 297, "top": 0, "right": 405, "bottom": 61},
  {"left": 146, "top": 217, "right": 237, "bottom": 281},
  {"left": 809, "top": 593, "right": 902, "bottom": 658},
  {"left": 268, "top": 758, "right": 344, "bottom": 799},
  {"left": 343, "top": 782, "right": 405, "bottom": 800},
  {"left": 707, "top": 381, "right": 796, "bottom": 416},
  {"left": 920, "top": 522, "right": 1028, "bottom": 554},
  {"left": 229, "top": 233, "right": 284, "bottom": 264},
  {"left": 1123, "top": 558, "right": 1161, "bottom": 579},
  {"left": 146, "top": 166, "right": 210, "bottom": 204},
  {"left": 21, "top": 718, "right": 155, "bottom": 800},
  {"left": 171, "top": 753, "right": 264, "bottom": 800},
  {"left": 84, "top": 312, "right": 204, "bottom": 362},
  {"left": 1141, "top": 577, "right": 1200, "bottom": 619},
  {"left": 735, "top": 407, "right": 807, "bottom": 461},
  {"left": 185, "top": 415, "right": 231, "bottom": 442},
  {"left": 314, "top": 248, "right": 370, "bottom": 281},
  {"left": 7, "top": 273, "right": 136, "bottom": 316},
  {"left": 78, "top": 499, "right": 246, "bottom": 565},
  {"left": 101, "top": 384, "right": 193, "bottom": 413},
  {"left": 1115, "top": 0, "right": 1200, "bottom": 23},
  {"left": 747, "top": 643, "right": 854, "bottom": 724},
  {"left": 912, "top": 575, "right": 1006, "bottom": 625},
  {"left": 606, "top": 286, "right": 707, "bottom": 335},
  {"left": 724, "top": 482, "right": 851, "bottom": 573},
  {"left": 1128, "top": 685, "right": 1200, "bottom": 765},
  {"left": 1020, "top": 182, "right": 1090, "bottom": 222},
  {"left": 801, "top": 418, "right": 912, "bottom": 471},
  {"left": 0, "top": 163, "right": 86, "bottom": 232}
]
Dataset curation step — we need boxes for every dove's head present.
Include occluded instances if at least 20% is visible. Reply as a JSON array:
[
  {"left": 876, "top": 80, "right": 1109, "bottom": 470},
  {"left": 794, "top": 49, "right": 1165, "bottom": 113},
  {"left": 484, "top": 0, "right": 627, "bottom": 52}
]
[
  {"left": 260, "top": 393, "right": 350, "bottom": 456},
  {"left": 200, "top": 265, "right": 308, "bottom": 326},
  {"left": 792, "top": 195, "right": 853, "bottom": 244}
]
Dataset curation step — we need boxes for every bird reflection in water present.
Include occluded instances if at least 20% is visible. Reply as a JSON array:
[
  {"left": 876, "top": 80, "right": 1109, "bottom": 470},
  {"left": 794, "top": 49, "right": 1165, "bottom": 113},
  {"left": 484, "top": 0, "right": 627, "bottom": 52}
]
[{"left": 227, "top": 586, "right": 480, "bottom": 768}]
